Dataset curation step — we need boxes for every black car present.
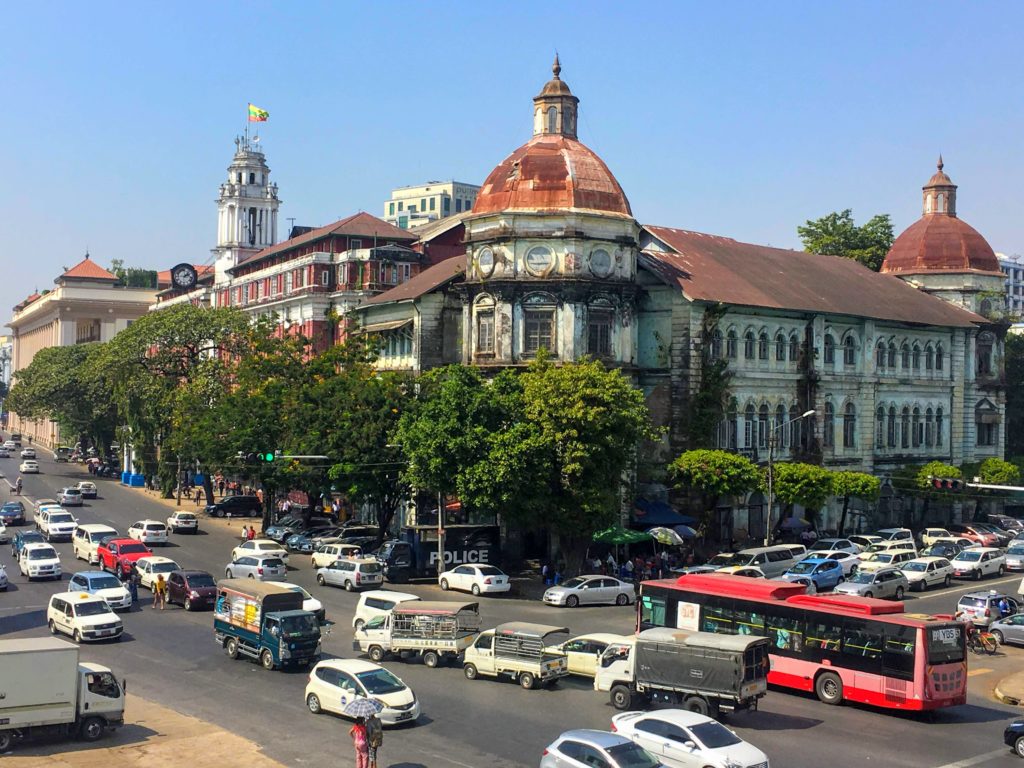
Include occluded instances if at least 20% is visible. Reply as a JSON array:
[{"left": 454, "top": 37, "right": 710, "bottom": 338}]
[
  {"left": 0, "top": 501, "right": 26, "bottom": 525},
  {"left": 922, "top": 542, "right": 965, "bottom": 559},
  {"left": 1004, "top": 719, "right": 1024, "bottom": 756},
  {"left": 205, "top": 495, "right": 262, "bottom": 518}
]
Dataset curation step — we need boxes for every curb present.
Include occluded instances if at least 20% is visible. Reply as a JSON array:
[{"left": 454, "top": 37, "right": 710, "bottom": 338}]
[{"left": 995, "top": 683, "right": 1022, "bottom": 707}]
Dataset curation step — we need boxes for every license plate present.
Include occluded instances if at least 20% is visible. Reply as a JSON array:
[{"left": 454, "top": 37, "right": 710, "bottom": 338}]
[
  {"left": 98, "top": 630, "right": 113, "bottom": 636},
  {"left": 396, "top": 712, "right": 412, "bottom": 721}
]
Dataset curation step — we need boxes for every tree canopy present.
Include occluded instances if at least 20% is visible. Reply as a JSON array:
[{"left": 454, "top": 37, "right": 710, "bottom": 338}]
[
  {"left": 831, "top": 470, "right": 881, "bottom": 535},
  {"left": 770, "top": 462, "right": 834, "bottom": 522},
  {"left": 797, "top": 209, "right": 894, "bottom": 272}
]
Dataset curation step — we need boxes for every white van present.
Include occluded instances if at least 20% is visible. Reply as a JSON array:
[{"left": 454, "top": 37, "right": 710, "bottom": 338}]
[
  {"left": 47, "top": 592, "right": 123, "bottom": 643},
  {"left": 351, "top": 590, "right": 420, "bottom": 630},
  {"left": 727, "top": 545, "right": 806, "bottom": 578},
  {"left": 73, "top": 524, "right": 119, "bottom": 565}
]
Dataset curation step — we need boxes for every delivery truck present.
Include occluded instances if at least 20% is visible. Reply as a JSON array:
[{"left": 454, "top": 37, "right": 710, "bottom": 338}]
[
  {"left": 462, "top": 622, "right": 569, "bottom": 689},
  {"left": 214, "top": 579, "right": 323, "bottom": 670},
  {"left": 594, "top": 627, "right": 770, "bottom": 716},
  {"left": 0, "top": 637, "right": 125, "bottom": 752},
  {"left": 353, "top": 600, "right": 480, "bottom": 667}
]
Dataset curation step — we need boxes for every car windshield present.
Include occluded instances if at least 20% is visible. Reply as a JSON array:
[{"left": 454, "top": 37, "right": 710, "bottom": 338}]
[
  {"left": 76, "top": 601, "right": 113, "bottom": 617},
  {"left": 280, "top": 614, "right": 319, "bottom": 636},
  {"left": 707, "top": 553, "right": 736, "bottom": 567},
  {"left": 177, "top": 514, "right": 196, "bottom": 521},
  {"left": 50, "top": 513, "right": 75, "bottom": 523},
  {"left": 187, "top": 574, "right": 216, "bottom": 588},
  {"left": 120, "top": 543, "right": 149, "bottom": 554},
  {"left": 262, "top": 558, "right": 285, "bottom": 567},
  {"left": 788, "top": 562, "right": 816, "bottom": 574},
  {"left": 561, "top": 577, "right": 586, "bottom": 588},
  {"left": 902, "top": 562, "right": 927, "bottom": 572},
  {"left": 959, "top": 596, "right": 985, "bottom": 608},
  {"left": 849, "top": 572, "right": 876, "bottom": 584},
  {"left": 2, "top": 504, "right": 23, "bottom": 512},
  {"left": 955, "top": 551, "right": 981, "bottom": 562},
  {"left": 356, "top": 668, "right": 406, "bottom": 695},
  {"left": 90, "top": 575, "right": 123, "bottom": 590},
  {"left": 29, "top": 548, "right": 57, "bottom": 560},
  {"left": 689, "top": 720, "right": 742, "bottom": 748},
  {"left": 1008, "top": 545, "right": 1024, "bottom": 556},
  {"left": 152, "top": 562, "right": 178, "bottom": 573},
  {"left": 604, "top": 742, "right": 660, "bottom": 768}
]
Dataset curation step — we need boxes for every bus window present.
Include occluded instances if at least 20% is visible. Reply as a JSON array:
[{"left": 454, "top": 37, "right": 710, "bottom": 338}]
[
  {"left": 883, "top": 625, "right": 918, "bottom": 680},
  {"left": 640, "top": 595, "right": 666, "bottom": 628},
  {"left": 703, "top": 604, "right": 736, "bottom": 634},
  {"left": 923, "top": 624, "right": 961, "bottom": 666},
  {"left": 806, "top": 620, "right": 843, "bottom": 653},
  {"left": 766, "top": 614, "right": 803, "bottom": 654},
  {"left": 842, "top": 620, "right": 883, "bottom": 664},
  {"left": 734, "top": 608, "right": 765, "bottom": 636}
]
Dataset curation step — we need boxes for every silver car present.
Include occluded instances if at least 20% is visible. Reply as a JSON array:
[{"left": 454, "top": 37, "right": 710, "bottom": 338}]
[
  {"left": 989, "top": 614, "right": 1024, "bottom": 647},
  {"left": 224, "top": 554, "right": 287, "bottom": 581},
  {"left": 315, "top": 558, "right": 383, "bottom": 591},
  {"left": 58, "top": 487, "right": 84, "bottom": 507},
  {"left": 1006, "top": 543, "right": 1024, "bottom": 571},
  {"left": 540, "top": 729, "right": 660, "bottom": 768},
  {"left": 832, "top": 567, "right": 908, "bottom": 600},
  {"left": 543, "top": 575, "right": 634, "bottom": 608}
]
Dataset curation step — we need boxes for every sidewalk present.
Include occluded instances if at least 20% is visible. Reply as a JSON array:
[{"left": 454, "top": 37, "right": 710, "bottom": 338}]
[
  {"left": 4, "top": 693, "right": 287, "bottom": 767},
  {"left": 995, "top": 670, "right": 1024, "bottom": 706}
]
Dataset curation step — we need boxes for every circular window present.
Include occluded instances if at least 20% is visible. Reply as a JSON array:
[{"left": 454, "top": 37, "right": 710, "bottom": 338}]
[
  {"left": 525, "top": 246, "right": 553, "bottom": 276},
  {"left": 589, "top": 248, "right": 612, "bottom": 278},
  {"left": 477, "top": 248, "right": 495, "bottom": 278}
]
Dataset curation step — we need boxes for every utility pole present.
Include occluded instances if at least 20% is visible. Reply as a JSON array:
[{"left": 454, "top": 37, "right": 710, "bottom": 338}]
[
  {"left": 175, "top": 455, "right": 182, "bottom": 507},
  {"left": 437, "top": 490, "right": 446, "bottom": 577}
]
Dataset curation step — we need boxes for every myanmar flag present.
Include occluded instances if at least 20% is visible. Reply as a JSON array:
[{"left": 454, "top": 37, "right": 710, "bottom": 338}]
[{"left": 248, "top": 104, "right": 269, "bottom": 122}]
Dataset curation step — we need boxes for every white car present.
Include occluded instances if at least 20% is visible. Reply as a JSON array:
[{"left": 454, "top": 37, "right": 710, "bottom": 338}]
[
  {"left": 58, "top": 487, "right": 84, "bottom": 507},
  {"left": 167, "top": 511, "right": 199, "bottom": 533},
  {"left": 33, "top": 502, "right": 64, "bottom": 528},
  {"left": 68, "top": 571, "right": 132, "bottom": 610},
  {"left": 713, "top": 565, "right": 766, "bottom": 578},
  {"left": 812, "top": 538, "right": 860, "bottom": 555},
  {"left": 438, "top": 564, "right": 511, "bottom": 595},
  {"left": 134, "top": 556, "right": 181, "bottom": 589},
  {"left": 920, "top": 528, "right": 953, "bottom": 547},
  {"left": 266, "top": 581, "right": 325, "bottom": 623},
  {"left": 305, "top": 658, "right": 420, "bottom": 726},
  {"left": 310, "top": 542, "right": 361, "bottom": 569},
  {"left": 225, "top": 554, "right": 287, "bottom": 581},
  {"left": 232, "top": 538, "right": 290, "bottom": 565},
  {"left": 555, "top": 633, "right": 630, "bottom": 677},
  {"left": 0, "top": 562, "right": 7, "bottom": 590},
  {"left": 0, "top": 522, "right": 8, "bottom": 544},
  {"left": 75, "top": 481, "right": 99, "bottom": 499},
  {"left": 19, "top": 460, "right": 39, "bottom": 473},
  {"left": 316, "top": 558, "right": 383, "bottom": 591},
  {"left": 127, "top": 520, "right": 169, "bottom": 546},
  {"left": 2, "top": 440, "right": 15, "bottom": 451},
  {"left": 38, "top": 509, "right": 78, "bottom": 541},
  {"left": 351, "top": 590, "right": 420, "bottom": 630},
  {"left": 19, "top": 542, "right": 62, "bottom": 580},
  {"left": 951, "top": 547, "right": 1006, "bottom": 580},
  {"left": 543, "top": 575, "right": 634, "bottom": 607},
  {"left": 900, "top": 556, "right": 954, "bottom": 591},
  {"left": 807, "top": 549, "right": 860, "bottom": 575},
  {"left": 47, "top": 592, "right": 122, "bottom": 643},
  {"left": 855, "top": 550, "right": 916, "bottom": 574},
  {"left": 20, "top": 448, "right": 36, "bottom": 459},
  {"left": 0, "top": 447, "right": 8, "bottom": 458},
  {"left": 612, "top": 709, "right": 769, "bottom": 768}
]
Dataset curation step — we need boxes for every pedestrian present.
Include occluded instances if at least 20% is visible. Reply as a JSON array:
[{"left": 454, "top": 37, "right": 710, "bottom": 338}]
[
  {"left": 365, "top": 712, "right": 383, "bottom": 768},
  {"left": 248, "top": 525, "right": 256, "bottom": 541},
  {"left": 194, "top": 487, "right": 203, "bottom": 506},
  {"left": 349, "top": 716, "right": 369, "bottom": 768},
  {"left": 623, "top": 558, "right": 634, "bottom": 581},
  {"left": 153, "top": 574, "right": 167, "bottom": 610},
  {"left": 542, "top": 562, "right": 551, "bottom": 586},
  {"left": 127, "top": 567, "right": 140, "bottom": 609}
]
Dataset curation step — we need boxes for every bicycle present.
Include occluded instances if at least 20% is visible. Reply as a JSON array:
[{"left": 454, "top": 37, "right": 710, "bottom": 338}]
[{"left": 968, "top": 630, "right": 999, "bottom": 655}]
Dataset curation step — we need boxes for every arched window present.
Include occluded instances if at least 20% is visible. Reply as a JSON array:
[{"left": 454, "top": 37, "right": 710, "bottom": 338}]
[
  {"left": 726, "top": 403, "right": 738, "bottom": 450},
  {"left": 843, "top": 336, "right": 856, "bottom": 366},
  {"left": 547, "top": 106, "right": 558, "bottom": 133},
  {"left": 709, "top": 329, "right": 722, "bottom": 359},
  {"left": 876, "top": 341, "right": 886, "bottom": 368},
  {"left": 925, "top": 344, "right": 934, "bottom": 371},
  {"left": 912, "top": 344, "right": 921, "bottom": 370},
  {"left": 977, "top": 332, "right": 994, "bottom": 376},
  {"left": 888, "top": 342, "right": 897, "bottom": 368},
  {"left": 824, "top": 334, "right": 835, "bottom": 364},
  {"left": 726, "top": 330, "right": 738, "bottom": 359},
  {"left": 758, "top": 404, "right": 770, "bottom": 449},
  {"left": 876, "top": 406, "right": 885, "bottom": 448},
  {"left": 980, "top": 298, "right": 993, "bottom": 316},
  {"left": 936, "top": 407, "right": 944, "bottom": 445},
  {"left": 744, "top": 404, "right": 756, "bottom": 448},
  {"left": 901, "top": 407, "right": 911, "bottom": 449},
  {"left": 789, "top": 404, "right": 802, "bottom": 449},
  {"left": 901, "top": 343, "right": 910, "bottom": 369},
  {"left": 925, "top": 407, "right": 934, "bottom": 447},
  {"left": 935, "top": 344, "right": 944, "bottom": 371},
  {"left": 758, "top": 333, "right": 769, "bottom": 360},
  {"left": 789, "top": 334, "right": 799, "bottom": 362},
  {"left": 744, "top": 332, "right": 756, "bottom": 359},
  {"left": 823, "top": 402, "right": 835, "bottom": 448},
  {"left": 776, "top": 405, "right": 787, "bottom": 448},
  {"left": 937, "top": 192, "right": 945, "bottom": 212},
  {"left": 843, "top": 403, "right": 857, "bottom": 448},
  {"left": 887, "top": 406, "right": 897, "bottom": 447},
  {"left": 912, "top": 407, "right": 922, "bottom": 447},
  {"left": 775, "top": 333, "right": 787, "bottom": 361}
]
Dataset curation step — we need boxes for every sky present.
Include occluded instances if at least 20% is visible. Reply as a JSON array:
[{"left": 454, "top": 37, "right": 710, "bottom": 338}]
[{"left": 2, "top": 2, "right": 1023, "bottom": 328}]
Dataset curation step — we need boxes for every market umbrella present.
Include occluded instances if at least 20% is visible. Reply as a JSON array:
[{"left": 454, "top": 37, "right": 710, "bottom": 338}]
[
  {"left": 781, "top": 517, "right": 811, "bottom": 530},
  {"left": 343, "top": 697, "right": 384, "bottom": 719},
  {"left": 593, "top": 526, "right": 651, "bottom": 545},
  {"left": 648, "top": 526, "right": 686, "bottom": 546},
  {"left": 673, "top": 524, "right": 698, "bottom": 539}
]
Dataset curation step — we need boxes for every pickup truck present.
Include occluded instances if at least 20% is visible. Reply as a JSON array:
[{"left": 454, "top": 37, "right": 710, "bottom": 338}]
[
  {"left": 0, "top": 637, "right": 124, "bottom": 753},
  {"left": 462, "top": 622, "right": 569, "bottom": 690},
  {"left": 354, "top": 600, "right": 480, "bottom": 668}
]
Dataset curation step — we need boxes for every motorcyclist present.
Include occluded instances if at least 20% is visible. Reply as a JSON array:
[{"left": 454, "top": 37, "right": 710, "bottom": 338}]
[{"left": 15, "top": 476, "right": 22, "bottom": 494}]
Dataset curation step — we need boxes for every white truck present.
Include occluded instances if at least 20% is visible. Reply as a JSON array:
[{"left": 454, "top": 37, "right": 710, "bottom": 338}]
[
  {"left": 0, "top": 637, "right": 125, "bottom": 752},
  {"left": 353, "top": 600, "right": 480, "bottom": 668},
  {"left": 462, "top": 622, "right": 569, "bottom": 689}
]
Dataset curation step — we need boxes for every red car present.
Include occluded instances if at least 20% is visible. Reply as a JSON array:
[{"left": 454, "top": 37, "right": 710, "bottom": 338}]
[
  {"left": 97, "top": 537, "right": 153, "bottom": 578},
  {"left": 949, "top": 524, "right": 1000, "bottom": 548}
]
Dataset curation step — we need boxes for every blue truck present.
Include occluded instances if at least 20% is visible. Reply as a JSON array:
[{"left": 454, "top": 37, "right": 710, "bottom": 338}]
[{"left": 213, "top": 579, "right": 322, "bottom": 670}]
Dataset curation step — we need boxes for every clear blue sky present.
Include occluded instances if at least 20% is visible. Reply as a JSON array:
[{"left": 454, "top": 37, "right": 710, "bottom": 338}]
[{"left": 3, "top": 2, "right": 1022, "bottom": 327}]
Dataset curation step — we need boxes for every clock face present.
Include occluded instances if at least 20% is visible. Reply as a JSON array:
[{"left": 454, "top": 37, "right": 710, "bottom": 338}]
[
  {"left": 170, "top": 263, "right": 197, "bottom": 289},
  {"left": 589, "top": 248, "right": 612, "bottom": 277},
  {"left": 477, "top": 248, "right": 495, "bottom": 278},
  {"left": 525, "top": 246, "right": 553, "bottom": 276}
]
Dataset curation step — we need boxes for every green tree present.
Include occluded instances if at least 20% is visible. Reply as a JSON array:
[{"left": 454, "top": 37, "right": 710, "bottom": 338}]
[
  {"left": 770, "top": 463, "right": 835, "bottom": 530},
  {"left": 831, "top": 471, "right": 881, "bottom": 535},
  {"left": 900, "top": 461, "right": 962, "bottom": 527},
  {"left": 978, "top": 457, "right": 1021, "bottom": 485},
  {"left": 797, "top": 209, "right": 895, "bottom": 272},
  {"left": 668, "top": 449, "right": 760, "bottom": 537}
]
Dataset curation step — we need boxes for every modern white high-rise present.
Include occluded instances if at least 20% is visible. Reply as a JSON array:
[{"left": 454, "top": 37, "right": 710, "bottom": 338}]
[
  {"left": 212, "top": 135, "right": 281, "bottom": 284},
  {"left": 383, "top": 181, "right": 479, "bottom": 229},
  {"left": 998, "top": 252, "right": 1024, "bottom": 319}
]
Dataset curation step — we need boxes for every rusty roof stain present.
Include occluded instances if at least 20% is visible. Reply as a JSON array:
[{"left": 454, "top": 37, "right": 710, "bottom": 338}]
[
  {"left": 359, "top": 257, "right": 464, "bottom": 307},
  {"left": 642, "top": 225, "right": 985, "bottom": 328}
]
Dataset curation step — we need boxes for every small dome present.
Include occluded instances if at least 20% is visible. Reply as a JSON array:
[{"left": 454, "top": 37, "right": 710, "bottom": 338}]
[
  {"left": 881, "top": 215, "right": 1000, "bottom": 274},
  {"left": 472, "top": 133, "right": 632, "bottom": 217}
]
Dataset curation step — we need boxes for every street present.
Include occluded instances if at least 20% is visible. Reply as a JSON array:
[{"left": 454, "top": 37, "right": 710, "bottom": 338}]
[{"left": 2, "top": 452, "right": 1024, "bottom": 768}]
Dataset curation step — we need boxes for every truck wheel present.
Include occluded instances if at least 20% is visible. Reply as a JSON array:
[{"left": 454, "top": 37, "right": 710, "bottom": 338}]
[
  {"left": 73, "top": 629, "right": 82, "bottom": 644},
  {"left": 225, "top": 638, "right": 240, "bottom": 659},
  {"left": 566, "top": 595, "right": 579, "bottom": 608},
  {"left": 48, "top": 619, "right": 57, "bottom": 634},
  {"left": 368, "top": 646, "right": 385, "bottom": 663},
  {"left": 464, "top": 663, "right": 478, "bottom": 680},
  {"left": 519, "top": 672, "right": 535, "bottom": 690},
  {"left": 306, "top": 693, "right": 322, "bottom": 714},
  {"left": 80, "top": 716, "right": 105, "bottom": 742},
  {"left": 260, "top": 649, "right": 275, "bottom": 670},
  {"left": 0, "top": 731, "right": 11, "bottom": 752},
  {"left": 423, "top": 651, "right": 440, "bottom": 668},
  {"left": 815, "top": 671, "right": 843, "bottom": 705},
  {"left": 440, "top": 578, "right": 450, "bottom": 591},
  {"left": 316, "top": 574, "right": 326, "bottom": 586},
  {"left": 683, "top": 696, "right": 710, "bottom": 716},
  {"left": 610, "top": 685, "right": 633, "bottom": 710}
]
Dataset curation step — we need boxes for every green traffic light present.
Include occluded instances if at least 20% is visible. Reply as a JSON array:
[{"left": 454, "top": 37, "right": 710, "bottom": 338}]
[{"left": 262, "top": 452, "right": 275, "bottom": 462}]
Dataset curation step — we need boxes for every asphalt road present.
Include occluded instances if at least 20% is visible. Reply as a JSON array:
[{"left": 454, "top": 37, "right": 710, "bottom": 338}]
[{"left": 2, "top": 453, "right": 1024, "bottom": 768}]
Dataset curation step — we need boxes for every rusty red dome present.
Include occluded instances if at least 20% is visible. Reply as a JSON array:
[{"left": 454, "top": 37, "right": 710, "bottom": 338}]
[
  {"left": 472, "top": 133, "right": 632, "bottom": 217},
  {"left": 881, "top": 215, "right": 1000, "bottom": 275}
]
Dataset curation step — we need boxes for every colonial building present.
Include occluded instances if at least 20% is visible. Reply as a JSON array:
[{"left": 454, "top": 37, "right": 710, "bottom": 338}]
[
  {"left": 354, "top": 59, "right": 1006, "bottom": 537},
  {"left": 7, "top": 256, "right": 157, "bottom": 446}
]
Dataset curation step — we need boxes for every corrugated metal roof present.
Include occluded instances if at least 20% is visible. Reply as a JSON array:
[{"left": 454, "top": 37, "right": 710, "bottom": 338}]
[
  {"left": 642, "top": 225, "right": 985, "bottom": 328},
  {"left": 359, "top": 257, "right": 464, "bottom": 306}
]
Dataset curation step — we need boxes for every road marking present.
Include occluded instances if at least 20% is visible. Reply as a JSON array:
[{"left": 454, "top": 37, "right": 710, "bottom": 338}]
[
  {"left": 966, "top": 667, "right": 992, "bottom": 677},
  {"left": 934, "top": 748, "right": 1013, "bottom": 768}
]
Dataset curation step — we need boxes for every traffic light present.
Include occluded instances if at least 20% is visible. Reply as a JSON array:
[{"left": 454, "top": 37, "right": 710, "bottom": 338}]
[
  {"left": 257, "top": 451, "right": 276, "bottom": 463},
  {"left": 240, "top": 451, "right": 276, "bottom": 463},
  {"left": 931, "top": 476, "right": 964, "bottom": 491}
]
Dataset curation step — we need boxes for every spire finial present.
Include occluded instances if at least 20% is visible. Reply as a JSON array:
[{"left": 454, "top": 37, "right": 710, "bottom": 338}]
[
  {"left": 552, "top": 53, "right": 561, "bottom": 79},
  {"left": 937, "top": 154, "right": 944, "bottom": 172}
]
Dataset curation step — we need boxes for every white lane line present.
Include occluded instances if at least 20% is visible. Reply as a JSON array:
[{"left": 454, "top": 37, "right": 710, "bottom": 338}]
[{"left": 934, "top": 749, "right": 1014, "bottom": 768}]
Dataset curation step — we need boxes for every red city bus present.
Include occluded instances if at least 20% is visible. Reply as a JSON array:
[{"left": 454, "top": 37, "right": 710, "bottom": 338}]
[{"left": 638, "top": 574, "right": 966, "bottom": 711}]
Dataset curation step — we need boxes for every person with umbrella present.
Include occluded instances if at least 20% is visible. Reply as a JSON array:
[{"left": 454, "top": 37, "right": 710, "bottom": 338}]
[{"left": 345, "top": 698, "right": 383, "bottom": 768}]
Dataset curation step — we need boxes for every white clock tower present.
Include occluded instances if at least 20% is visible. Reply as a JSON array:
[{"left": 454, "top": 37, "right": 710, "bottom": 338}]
[{"left": 212, "top": 135, "right": 281, "bottom": 284}]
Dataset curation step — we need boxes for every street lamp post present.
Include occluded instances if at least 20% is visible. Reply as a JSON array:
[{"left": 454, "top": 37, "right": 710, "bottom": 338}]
[{"left": 764, "top": 409, "right": 816, "bottom": 546}]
